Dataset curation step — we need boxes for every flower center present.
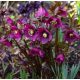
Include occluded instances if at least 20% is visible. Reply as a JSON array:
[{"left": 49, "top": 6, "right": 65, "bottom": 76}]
[
  {"left": 43, "top": 33, "right": 48, "bottom": 38},
  {"left": 51, "top": 21, "right": 57, "bottom": 24},
  {"left": 28, "top": 29, "right": 34, "bottom": 36},
  {"left": 69, "top": 33, "right": 74, "bottom": 37},
  {"left": 14, "top": 30, "right": 18, "bottom": 34}
]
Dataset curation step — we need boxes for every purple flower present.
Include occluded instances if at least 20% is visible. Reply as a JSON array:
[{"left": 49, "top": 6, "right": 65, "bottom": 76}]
[
  {"left": 44, "top": 17, "right": 63, "bottom": 28},
  {"left": 6, "top": 17, "right": 14, "bottom": 25},
  {"left": 29, "top": 47, "right": 44, "bottom": 58},
  {"left": 57, "top": 7, "right": 67, "bottom": 17},
  {"left": 24, "top": 24, "right": 38, "bottom": 41},
  {"left": 9, "top": 26, "right": 22, "bottom": 40},
  {"left": 37, "top": 28, "right": 52, "bottom": 44},
  {"left": 55, "top": 54, "right": 65, "bottom": 64},
  {"left": 46, "top": 16, "right": 56, "bottom": 24},
  {"left": 33, "top": 1, "right": 41, "bottom": 9},
  {"left": 17, "top": 17, "right": 28, "bottom": 25},
  {"left": 35, "top": 7, "right": 49, "bottom": 18},
  {"left": 64, "top": 29, "right": 79, "bottom": 43},
  {"left": 0, "top": 38, "right": 12, "bottom": 47},
  {"left": 18, "top": 3, "right": 26, "bottom": 14},
  {"left": 53, "top": 17, "right": 63, "bottom": 28}
]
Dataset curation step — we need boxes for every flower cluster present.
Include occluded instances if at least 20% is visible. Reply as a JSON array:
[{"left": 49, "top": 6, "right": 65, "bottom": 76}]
[
  {"left": 0, "top": 1, "right": 80, "bottom": 79},
  {"left": 4, "top": 2, "right": 80, "bottom": 63}
]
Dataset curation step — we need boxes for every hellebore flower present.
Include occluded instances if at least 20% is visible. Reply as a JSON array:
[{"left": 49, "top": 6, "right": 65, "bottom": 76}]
[
  {"left": 55, "top": 54, "right": 65, "bottom": 64},
  {"left": 29, "top": 47, "right": 44, "bottom": 58},
  {"left": 24, "top": 24, "right": 37, "bottom": 41},
  {"left": 17, "top": 17, "right": 28, "bottom": 25},
  {"left": 56, "top": 7, "right": 67, "bottom": 17},
  {"left": 52, "top": 17, "right": 63, "bottom": 28},
  {"left": 42, "top": 16, "right": 56, "bottom": 25},
  {"left": 46, "top": 16, "right": 56, "bottom": 24},
  {"left": 6, "top": 17, "right": 14, "bottom": 25},
  {"left": 35, "top": 7, "right": 49, "bottom": 18},
  {"left": 37, "top": 28, "right": 52, "bottom": 44},
  {"left": 3, "top": 40, "right": 12, "bottom": 47},
  {"left": 64, "top": 29, "right": 79, "bottom": 43},
  {"left": 9, "top": 26, "right": 22, "bottom": 40},
  {"left": 44, "top": 17, "right": 63, "bottom": 28},
  {"left": 0, "top": 38, "right": 12, "bottom": 47}
]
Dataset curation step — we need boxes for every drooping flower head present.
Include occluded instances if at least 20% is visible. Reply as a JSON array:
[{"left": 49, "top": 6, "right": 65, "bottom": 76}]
[
  {"left": 29, "top": 47, "right": 45, "bottom": 58},
  {"left": 37, "top": 28, "right": 52, "bottom": 44},
  {"left": 24, "top": 24, "right": 38, "bottom": 41},
  {"left": 0, "top": 37, "right": 12, "bottom": 47},
  {"left": 64, "top": 29, "right": 79, "bottom": 43},
  {"left": 55, "top": 7, "right": 67, "bottom": 17},
  {"left": 55, "top": 53, "right": 65, "bottom": 64}
]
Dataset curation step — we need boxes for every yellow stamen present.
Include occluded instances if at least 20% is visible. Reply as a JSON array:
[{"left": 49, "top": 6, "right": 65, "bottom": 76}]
[
  {"left": 69, "top": 33, "right": 74, "bottom": 37},
  {"left": 14, "top": 30, "right": 18, "bottom": 34},
  {"left": 43, "top": 33, "right": 47, "bottom": 38},
  {"left": 51, "top": 21, "right": 57, "bottom": 24},
  {"left": 28, "top": 29, "right": 34, "bottom": 36}
]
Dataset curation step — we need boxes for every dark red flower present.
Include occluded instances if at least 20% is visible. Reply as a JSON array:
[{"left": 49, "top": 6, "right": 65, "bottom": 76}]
[
  {"left": 29, "top": 47, "right": 44, "bottom": 58},
  {"left": 9, "top": 26, "right": 22, "bottom": 40},
  {"left": 37, "top": 28, "right": 52, "bottom": 44},
  {"left": 24, "top": 24, "right": 38, "bottom": 41},
  {"left": 55, "top": 54, "right": 65, "bottom": 64},
  {"left": 64, "top": 29, "right": 79, "bottom": 43},
  {"left": 57, "top": 7, "right": 67, "bottom": 17},
  {"left": 0, "top": 38, "right": 12, "bottom": 47},
  {"left": 6, "top": 17, "right": 14, "bottom": 25}
]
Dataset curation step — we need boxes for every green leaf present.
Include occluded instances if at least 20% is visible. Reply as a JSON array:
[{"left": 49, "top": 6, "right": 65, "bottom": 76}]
[
  {"left": 2, "top": 62, "right": 8, "bottom": 72},
  {"left": 6, "top": 72, "right": 13, "bottom": 79},
  {"left": 10, "top": 15, "right": 15, "bottom": 19},
  {"left": 52, "top": 49, "right": 55, "bottom": 57},
  {"left": 20, "top": 69, "right": 29, "bottom": 79},
  {"left": 58, "top": 28, "right": 63, "bottom": 42},
  {"left": 61, "top": 63, "right": 68, "bottom": 79},
  {"left": 76, "top": 2, "right": 80, "bottom": 24},
  {"left": 69, "top": 63, "right": 80, "bottom": 79},
  {"left": 51, "top": 65, "right": 56, "bottom": 76}
]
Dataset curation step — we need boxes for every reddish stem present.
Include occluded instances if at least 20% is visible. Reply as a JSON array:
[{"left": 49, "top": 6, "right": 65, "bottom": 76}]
[{"left": 55, "top": 28, "right": 59, "bottom": 55}]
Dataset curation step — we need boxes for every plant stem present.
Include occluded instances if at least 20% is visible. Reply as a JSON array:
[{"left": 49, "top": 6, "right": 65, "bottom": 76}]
[
  {"left": 6, "top": 1, "right": 9, "bottom": 9},
  {"left": 55, "top": 28, "right": 59, "bottom": 55}
]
